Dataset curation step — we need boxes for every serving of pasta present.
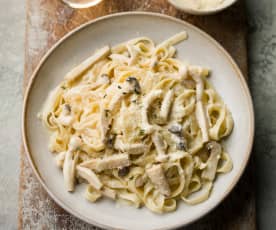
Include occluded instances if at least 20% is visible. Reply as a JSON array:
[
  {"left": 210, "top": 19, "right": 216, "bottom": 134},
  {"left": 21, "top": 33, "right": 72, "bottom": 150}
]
[{"left": 39, "top": 31, "right": 234, "bottom": 214}]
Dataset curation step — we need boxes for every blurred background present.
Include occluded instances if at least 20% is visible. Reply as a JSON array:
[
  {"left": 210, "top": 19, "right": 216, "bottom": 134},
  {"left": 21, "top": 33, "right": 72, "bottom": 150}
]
[{"left": 0, "top": 0, "right": 275, "bottom": 229}]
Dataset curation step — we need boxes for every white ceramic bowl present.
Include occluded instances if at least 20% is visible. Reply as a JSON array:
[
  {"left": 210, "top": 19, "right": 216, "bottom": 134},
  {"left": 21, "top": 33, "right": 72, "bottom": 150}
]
[
  {"left": 62, "top": 0, "right": 103, "bottom": 9},
  {"left": 168, "top": 0, "right": 238, "bottom": 15},
  {"left": 22, "top": 12, "right": 254, "bottom": 230}
]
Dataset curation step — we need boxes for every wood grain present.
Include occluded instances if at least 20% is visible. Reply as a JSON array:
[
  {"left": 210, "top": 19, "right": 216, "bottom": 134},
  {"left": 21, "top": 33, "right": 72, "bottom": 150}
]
[{"left": 19, "top": 0, "right": 256, "bottom": 229}]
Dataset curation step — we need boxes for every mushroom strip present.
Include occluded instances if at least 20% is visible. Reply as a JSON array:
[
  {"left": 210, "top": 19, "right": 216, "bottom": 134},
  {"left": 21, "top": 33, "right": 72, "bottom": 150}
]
[
  {"left": 202, "top": 141, "right": 222, "bottom": 181},
  {"left": 100, "top": 106, "right": 110, "bottom": 144},
  {"left": 159, "top": 90, "right": 174, "bottom": 123},
  {"left": 126, "top": 77, "right": 141, "bottom": 94},
  {"left": 63, "top": 136, "right": 81, "bottom": 192},
  {"left": 77, "top": 166, "right": 103, "bottom": 190},
  {"left": 168, "top": 124, "right": 187, "bottom": 151},
  {"left": 141, "top": 90, "right": 163, "bottom": 133},
  {"left": 189, "top": 66, "right": 209, "bottom": 143}
]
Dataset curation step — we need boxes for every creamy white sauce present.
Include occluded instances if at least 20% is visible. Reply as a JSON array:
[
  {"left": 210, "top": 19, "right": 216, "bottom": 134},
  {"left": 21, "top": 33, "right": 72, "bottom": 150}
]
[{"left": 172, "top": 0, "right": 224, "bottom": 10}]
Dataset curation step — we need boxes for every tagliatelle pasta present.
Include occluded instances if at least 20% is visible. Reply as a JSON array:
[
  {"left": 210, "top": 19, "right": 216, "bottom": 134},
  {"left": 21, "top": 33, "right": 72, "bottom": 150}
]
[{"left": 39, "top": 31, "right": 234, "bottom": 213}]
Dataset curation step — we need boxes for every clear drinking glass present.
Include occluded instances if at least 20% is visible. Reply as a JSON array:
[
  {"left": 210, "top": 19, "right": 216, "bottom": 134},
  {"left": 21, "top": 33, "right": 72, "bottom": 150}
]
[{"left": 62, "top": 0, "right": 103, "bottom": 9}]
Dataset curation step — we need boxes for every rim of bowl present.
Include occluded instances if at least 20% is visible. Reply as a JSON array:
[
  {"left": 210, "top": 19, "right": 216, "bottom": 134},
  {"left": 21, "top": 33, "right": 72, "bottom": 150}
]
[
  {"left": 62, "top": 0, "right": 103, "bottom": 9},
  {"left": 22, "top": 11, "right": 255, "bottom": 230},
  {"left": 168, "top": 0, "right": 238, "bottom": 15}
]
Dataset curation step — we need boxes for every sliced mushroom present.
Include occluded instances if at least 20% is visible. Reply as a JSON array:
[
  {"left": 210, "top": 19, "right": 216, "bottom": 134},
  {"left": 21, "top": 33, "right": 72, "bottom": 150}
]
[
  {"left": 176, "top": 140, "right": 187, "bottom": 151},
  {"left": 141, "top": 90, "right": 163, "bottom": 133},
  {"left": 100, "top": 106, "right": 110, "bottom": 144},
  {"left": 168, "top": 124, "right": 182, "bottom": 135},
  {"left": 76, "top": 166, "right": 103, "bottom": 190},
  {"left": 63, "top": 136, "right": 82, "bottom": 192},
  {"left": 126, "top": 77, "right": 141, "bottom": 94},
  {"left": 80, "top": 153, "right": 130, "bottom": 172},
  {"left": 151, "top": 132, "right": 168, "bottom": 162},
  {"left": 146, "top": 164, "right": 171, "bottom": 197},
  {"left": 105, "top": 133, "right": 116, "bottom": 149},
  {"left": 202, "top": 141, "right": 222, "bottom": 181},
  {"left": 168, "top": 124, "right": 187, "bottom": 151},
  {"left": 63, "top": 150, "right": 79, "bottom": 192},
  {"left": 195, "top": 101, "right": 209, "bottom": 143},
  {"left": 114, "top": 138, "right": 148, "bottom": 155}
]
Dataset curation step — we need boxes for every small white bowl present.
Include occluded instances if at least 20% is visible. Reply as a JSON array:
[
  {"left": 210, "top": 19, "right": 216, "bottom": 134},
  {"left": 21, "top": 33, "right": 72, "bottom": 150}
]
[{"left": 168, "top": 0, "right": 238, "bottom": 15}]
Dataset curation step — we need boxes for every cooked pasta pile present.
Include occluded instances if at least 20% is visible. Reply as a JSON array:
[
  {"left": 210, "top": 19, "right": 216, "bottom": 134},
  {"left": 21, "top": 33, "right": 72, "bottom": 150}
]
[{"left": 40, "top": 32, "right": 234, "bottom": 213}]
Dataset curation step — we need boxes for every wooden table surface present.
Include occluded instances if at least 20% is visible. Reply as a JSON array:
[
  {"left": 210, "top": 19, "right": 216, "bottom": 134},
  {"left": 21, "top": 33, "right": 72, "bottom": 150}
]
[{"left": 19, "top": 0, "right": 256, "bottom": 229}]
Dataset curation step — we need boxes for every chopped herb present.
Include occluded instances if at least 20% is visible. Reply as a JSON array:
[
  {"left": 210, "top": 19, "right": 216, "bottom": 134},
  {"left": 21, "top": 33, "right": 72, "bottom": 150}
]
[
  {"left": 118, "top": 85, "right": 122, "bottom": 89},
  {"left": 61, "top": 86, "right": 66, "bottom": 90},
  {"left": 139, "top": 129, "right": 145, "bottom": 136},
  {"left": 104, "top": 109, "right": 110, "bottom": 118},
  {"left": 75, "top": 146, "right": 82, "bottom": 151},
  {"left": 177, "top": 141, "right": 186, "bottom": 151},
  {"left": 122, "top": 92, "right": 127, "bottom": 95},
  {"left": 132, "top": 100, "right": 137, "bottom": 104},
  {"left": 64, "top": 104, "right": 71, "bottom": 113},
  {"left": 103, "top": 94, "right": 107, "bottom": 98},
  {"left": 106, "top": 137, "right": 114, "bottom": 148}
]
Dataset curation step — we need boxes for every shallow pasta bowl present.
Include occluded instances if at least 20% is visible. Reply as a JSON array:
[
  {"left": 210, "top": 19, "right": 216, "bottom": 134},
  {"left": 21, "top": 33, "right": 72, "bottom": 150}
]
[{"left": 22, "top": 12, "right": 254, "bottom": 230}]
